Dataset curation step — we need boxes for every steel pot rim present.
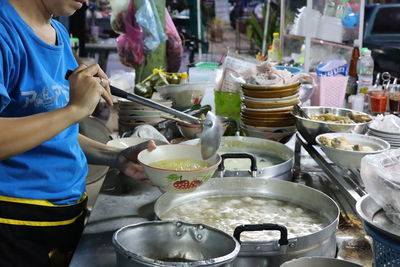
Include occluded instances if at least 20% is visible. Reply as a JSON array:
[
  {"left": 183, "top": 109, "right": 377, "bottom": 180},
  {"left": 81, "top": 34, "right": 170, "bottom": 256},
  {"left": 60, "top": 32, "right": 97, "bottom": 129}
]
[
  {"left": 112, "top": 220, "right": 241, "bottom": 267},
  {"left": 155, "top": 178, "right": 339, "bottom": 247},
  {"left": 182, "top": 136, "right": 294, "bottom": 176}
]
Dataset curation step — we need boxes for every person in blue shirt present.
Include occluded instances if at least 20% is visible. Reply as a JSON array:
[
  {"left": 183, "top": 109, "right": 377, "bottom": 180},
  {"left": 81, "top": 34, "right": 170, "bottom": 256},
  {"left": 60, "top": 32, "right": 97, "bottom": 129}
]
[{"left": 0, "top": 0, "right": 156, "bottom": 266}]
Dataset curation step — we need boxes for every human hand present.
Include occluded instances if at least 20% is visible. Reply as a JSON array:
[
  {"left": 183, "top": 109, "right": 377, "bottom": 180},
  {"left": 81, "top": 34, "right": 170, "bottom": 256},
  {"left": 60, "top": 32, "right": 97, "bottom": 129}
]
[
  {"left": 115, "top": 140, "right": 157, "bottom": 181},
  {"left": 66, "top": 64, "right": 113, "bottom": 121}
]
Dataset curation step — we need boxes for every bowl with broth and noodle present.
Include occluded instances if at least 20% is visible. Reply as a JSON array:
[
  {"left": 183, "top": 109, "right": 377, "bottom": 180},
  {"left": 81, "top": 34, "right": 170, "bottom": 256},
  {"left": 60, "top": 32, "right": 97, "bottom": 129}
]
[{"left": 138, "top": 144, "right": 221, "bottom": 192}]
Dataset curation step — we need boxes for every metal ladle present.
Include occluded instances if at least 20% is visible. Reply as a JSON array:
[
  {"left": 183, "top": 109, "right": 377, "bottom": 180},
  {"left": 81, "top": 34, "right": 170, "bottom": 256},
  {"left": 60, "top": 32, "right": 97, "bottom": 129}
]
[
  {"left": 113, "top": 86, "right": 222, "bottom": 159},
  {"left": 65, "top": 70, "right": 222, "bottom": 159}
]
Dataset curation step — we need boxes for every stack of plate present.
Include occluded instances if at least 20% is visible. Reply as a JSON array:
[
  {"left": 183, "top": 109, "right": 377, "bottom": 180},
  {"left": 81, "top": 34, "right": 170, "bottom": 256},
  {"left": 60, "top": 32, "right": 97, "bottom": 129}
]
[
  {"left": 240, "top": 82, "right": 300, "bottom": 142},
  {"left": 117, "top": 98, "right": 172, "bottom": 135},
  {"left": 368, "top": 126, "right": 400, "bottom": 148}
]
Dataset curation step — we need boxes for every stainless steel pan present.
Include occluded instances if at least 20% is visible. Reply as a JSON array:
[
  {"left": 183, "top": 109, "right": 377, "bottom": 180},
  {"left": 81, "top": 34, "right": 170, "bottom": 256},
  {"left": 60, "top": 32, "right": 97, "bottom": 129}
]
[{"left": 154, "top": 178, "right": 339, "bottom": 267}]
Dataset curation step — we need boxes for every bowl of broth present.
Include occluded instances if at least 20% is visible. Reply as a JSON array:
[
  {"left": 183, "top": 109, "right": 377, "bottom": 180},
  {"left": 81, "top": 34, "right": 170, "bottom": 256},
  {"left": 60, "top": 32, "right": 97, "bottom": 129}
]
[{"left": 138, "top": 144, "right": 221, "bottom": 192}]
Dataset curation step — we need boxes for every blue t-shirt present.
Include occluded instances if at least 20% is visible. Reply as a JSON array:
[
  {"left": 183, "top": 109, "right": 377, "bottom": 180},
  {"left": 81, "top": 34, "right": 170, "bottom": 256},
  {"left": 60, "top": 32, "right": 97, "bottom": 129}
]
[{"left": 0, "top": 0, "right": 88, "bottom": 204}]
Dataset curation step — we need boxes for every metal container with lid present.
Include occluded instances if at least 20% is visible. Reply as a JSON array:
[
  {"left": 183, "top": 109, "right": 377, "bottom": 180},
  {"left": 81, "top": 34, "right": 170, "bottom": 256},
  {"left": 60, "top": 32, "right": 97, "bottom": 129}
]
[
  {"left": 155, "top": 178, "right": 340, "bottom": 267},
  {"left": 182, "top": 137, "right": 294, "bottom": 181},
  {"left": 112, "top": 220, "right": 240, "bottom": 267},
  {"left": 356, "top": 195, "right": 400, "bottom": 266}
]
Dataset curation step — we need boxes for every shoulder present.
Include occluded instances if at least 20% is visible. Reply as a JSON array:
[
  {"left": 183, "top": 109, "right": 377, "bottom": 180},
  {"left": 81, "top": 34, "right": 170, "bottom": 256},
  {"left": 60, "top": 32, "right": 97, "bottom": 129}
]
[
  {"left": 0, "top": 18, "right": 17, "bottom": 57},
  {"left": 51, "top": 19, "right": 69, "bottom": 38}
]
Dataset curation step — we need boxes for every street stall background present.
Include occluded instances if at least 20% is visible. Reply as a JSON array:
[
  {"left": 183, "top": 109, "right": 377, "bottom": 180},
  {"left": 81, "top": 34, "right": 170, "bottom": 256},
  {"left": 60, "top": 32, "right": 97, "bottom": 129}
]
[{"left": 54, "top": 0, "right": 400, "bottom": 266}]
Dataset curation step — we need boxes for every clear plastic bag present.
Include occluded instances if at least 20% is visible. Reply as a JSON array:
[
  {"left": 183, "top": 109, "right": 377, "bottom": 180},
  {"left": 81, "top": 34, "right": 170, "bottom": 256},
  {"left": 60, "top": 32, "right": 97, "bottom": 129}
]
[
  {"left": 369, "top": 114, "right": 400, "bottom": 133},
  {"left": 116, "top": 0, "right": 144, "bottom": 69},
  {"left": 109, "top": 70, "right": 136, "bottom": 94},
  {"left": 361, "top": 149, "right": 400, "bottom": 224},
  {"left": 135, "top": 0, "right": 167, "bottom": 53},
  {"left": 165, "top": 9, "right": 183, "bottom": 72}
]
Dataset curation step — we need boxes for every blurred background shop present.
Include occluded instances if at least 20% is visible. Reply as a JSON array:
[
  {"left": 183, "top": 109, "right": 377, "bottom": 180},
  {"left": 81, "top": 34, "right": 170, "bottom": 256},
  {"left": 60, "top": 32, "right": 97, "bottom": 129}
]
[{"left": 55, "top": 2, "right": 400, "bottom": 266}]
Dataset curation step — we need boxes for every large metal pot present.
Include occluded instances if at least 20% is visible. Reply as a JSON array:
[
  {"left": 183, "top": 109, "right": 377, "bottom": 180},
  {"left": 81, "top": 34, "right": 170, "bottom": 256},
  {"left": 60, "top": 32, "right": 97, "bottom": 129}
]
[
  {"left": 112, "top": 220, "right": 240, "bottom": 267},
  {"left": 155, "top": 178, "right": 340, "bottom": 267},
  {"left": 280, "top": 257, "right": 363, "bottom": 267},
  {"left": 182, "top": 137, "right": 294, "bottom": 181}
]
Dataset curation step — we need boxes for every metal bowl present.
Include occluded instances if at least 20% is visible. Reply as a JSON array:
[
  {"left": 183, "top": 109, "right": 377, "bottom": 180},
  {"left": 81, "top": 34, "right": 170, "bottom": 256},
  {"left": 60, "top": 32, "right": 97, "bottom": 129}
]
[
  {"left": 281, "top": 257, "right": 363, "bottom": 267},
  {"left": 293, "top": 106, "right": 372, "bottom": 143},
  {"left": 315, "top": 133, "right": 390, "bottom": 169}
]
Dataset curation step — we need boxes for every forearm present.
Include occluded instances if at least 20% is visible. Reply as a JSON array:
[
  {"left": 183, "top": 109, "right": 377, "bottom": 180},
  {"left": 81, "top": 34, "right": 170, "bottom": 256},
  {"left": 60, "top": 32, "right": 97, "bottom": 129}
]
[
  {"left": 78, "top": 134, "right": 121, "bottom": 167},
  {"left": 0, "top": 106, "right": 81, "bottom": 160}
]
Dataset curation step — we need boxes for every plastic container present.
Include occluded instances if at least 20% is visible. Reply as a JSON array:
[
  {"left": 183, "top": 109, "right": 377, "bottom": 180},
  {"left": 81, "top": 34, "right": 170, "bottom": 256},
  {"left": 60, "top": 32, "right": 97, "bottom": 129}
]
[
  {"left": 323, "top": 0, "right": 336, "bottom": 17},
  {"left": 310, "top": 73, "right": 349, "bottom": 107},
  {"left": 357, "top": 48, "right": 374, "bottom": 94},
  {"left": 317, "top": 15, "right": 343, "bottom": 43},
  {"left": 299, "top": 8, "right": 321, "bottom": 38},
  {"left": 335, "top": 0, "right": 351, "bottom": 19},
  {"left": 189, "top": 62, "right": 220, "bottom": 111}
]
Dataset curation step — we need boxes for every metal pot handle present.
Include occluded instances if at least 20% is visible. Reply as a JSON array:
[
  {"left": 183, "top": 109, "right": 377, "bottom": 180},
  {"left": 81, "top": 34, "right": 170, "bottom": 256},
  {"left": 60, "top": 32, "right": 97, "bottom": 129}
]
[
  {"left": 233, "top": 223, "right": 289, "bottom": 246},
  {"left": 217, "top": 153, "right": 258, "bottom": 172}
]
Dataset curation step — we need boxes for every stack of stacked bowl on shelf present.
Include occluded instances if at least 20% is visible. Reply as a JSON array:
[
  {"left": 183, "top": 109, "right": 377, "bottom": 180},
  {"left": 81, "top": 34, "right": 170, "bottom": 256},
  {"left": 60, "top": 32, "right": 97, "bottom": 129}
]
[
  {"left": 117, "top": 98, "right": 172, "bottom": 135},
  {"left": 368, "top": 127, "right": 400, "bottom": 149},
  {"left": 240, "top": 82, "right": 300, "bottom": 142}
]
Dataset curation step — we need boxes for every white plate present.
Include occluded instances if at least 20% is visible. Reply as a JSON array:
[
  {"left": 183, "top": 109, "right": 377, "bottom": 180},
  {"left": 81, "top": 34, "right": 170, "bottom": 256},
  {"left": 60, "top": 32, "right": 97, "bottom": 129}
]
[{"left": 368, "top": 126, "right": 400, "bottom": 136}]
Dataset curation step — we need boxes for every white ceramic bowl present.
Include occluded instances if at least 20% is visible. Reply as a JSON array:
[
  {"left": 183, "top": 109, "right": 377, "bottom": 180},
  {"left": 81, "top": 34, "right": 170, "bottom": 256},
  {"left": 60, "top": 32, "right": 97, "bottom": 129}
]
[
  {"left": 316, "top": 133, "right": 390, "bottom": 169},
  {"left": 138, "top": 144, "right": 221, "bottom": 192}
]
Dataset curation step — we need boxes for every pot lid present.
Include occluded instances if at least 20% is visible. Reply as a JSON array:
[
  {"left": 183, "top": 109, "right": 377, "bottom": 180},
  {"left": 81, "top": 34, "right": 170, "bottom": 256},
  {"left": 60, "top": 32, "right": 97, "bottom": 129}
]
[{"left": 356, "top": 194, "right": 400, "bottom": 241}]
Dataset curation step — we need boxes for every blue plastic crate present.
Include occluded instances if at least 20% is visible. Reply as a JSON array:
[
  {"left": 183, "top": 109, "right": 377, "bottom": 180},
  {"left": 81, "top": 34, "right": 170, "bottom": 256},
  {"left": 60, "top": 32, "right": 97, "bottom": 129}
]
[{"left": 365, "top": 223, "right": 400, "bottom": 267}]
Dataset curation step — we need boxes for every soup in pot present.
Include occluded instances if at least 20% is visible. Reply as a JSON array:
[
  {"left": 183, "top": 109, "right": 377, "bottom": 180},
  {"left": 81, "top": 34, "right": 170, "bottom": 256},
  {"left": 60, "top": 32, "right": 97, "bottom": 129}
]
[
  {"left": 149, "top": 159, "right": 211, "bottom": 171},
  {"left": 161, "top": 196, "right": 327, "bottom": 242}
]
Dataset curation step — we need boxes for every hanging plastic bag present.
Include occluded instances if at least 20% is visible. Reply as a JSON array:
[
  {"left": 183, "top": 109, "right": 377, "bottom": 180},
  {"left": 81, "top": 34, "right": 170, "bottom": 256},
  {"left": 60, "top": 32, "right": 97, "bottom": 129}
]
[
  {"left": 165, "top": 8, "right": 183, "bottom": 72},
  {"left": 116, "top": 0, "right": 144, "bottom": 69},
  {"left": 135, "top": 0, "right": 167, "bottom": 53},
  {"left": 110, "top": 0, "right": 130, "bottom": 34}
]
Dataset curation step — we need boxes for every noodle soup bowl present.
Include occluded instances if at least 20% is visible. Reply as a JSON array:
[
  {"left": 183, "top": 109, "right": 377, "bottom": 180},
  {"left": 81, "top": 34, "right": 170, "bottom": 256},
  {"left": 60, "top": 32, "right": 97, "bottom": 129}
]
[{"left": 138, "top": 144, "right": 221, "bottom": 193}]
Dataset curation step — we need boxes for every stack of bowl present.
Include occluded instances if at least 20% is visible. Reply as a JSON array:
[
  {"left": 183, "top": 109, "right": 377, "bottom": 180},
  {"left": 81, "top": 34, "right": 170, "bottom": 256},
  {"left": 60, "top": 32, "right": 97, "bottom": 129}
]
[
  {"left": 117, "top": 98, "right": 172, "bottom": 134},
  {"left": 368, "top": 126, "right": 400, "bottom": 149},
  {"left": 240, "top": 82, "right": 300, "bottom": 142},
  {"left": 156, "top": 82, "right": 210, "bottom": 111}
]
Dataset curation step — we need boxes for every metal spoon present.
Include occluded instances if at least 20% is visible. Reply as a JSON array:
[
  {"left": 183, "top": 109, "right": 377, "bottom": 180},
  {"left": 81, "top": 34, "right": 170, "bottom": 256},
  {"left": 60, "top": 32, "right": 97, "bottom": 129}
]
[{"left": 65, "top": 70, "right": 222, "bottom": 159}]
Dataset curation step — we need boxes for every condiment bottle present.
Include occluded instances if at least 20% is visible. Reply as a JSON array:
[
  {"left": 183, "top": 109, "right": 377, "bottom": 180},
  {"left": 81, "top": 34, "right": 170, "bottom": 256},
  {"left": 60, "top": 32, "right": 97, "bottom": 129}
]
[
  {"left": 346, "top": 39, "right": 359, "bottom": 96},
  {"left": 271, "top": 32, "right": 282, "bottom": 63},
  {"left": 180, "top": 72, "right": 188, "bottom": 84}
]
